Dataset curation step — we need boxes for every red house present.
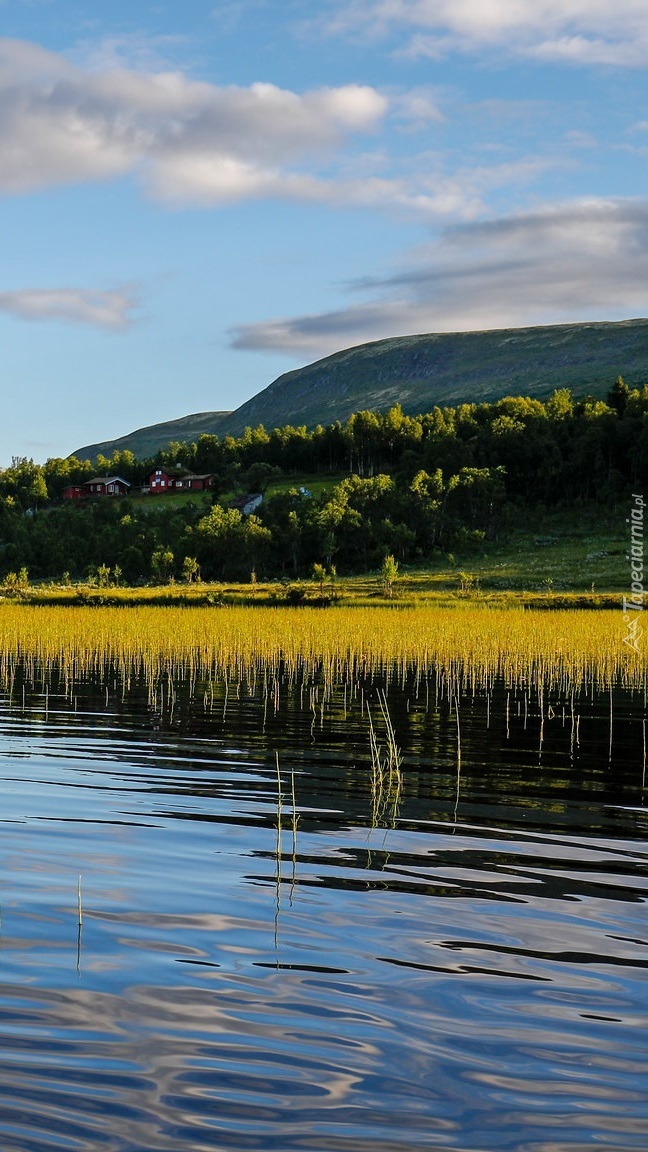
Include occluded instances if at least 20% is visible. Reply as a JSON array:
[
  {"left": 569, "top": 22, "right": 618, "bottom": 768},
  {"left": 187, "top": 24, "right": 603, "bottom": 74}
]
[
  {"left": 147, "top": 468, "right": 175, "bottom": 493},
  {"left": 86, "top": 476, "right": 130, "bottom": 497},
  {"left": 62, "top": 476, "right": 131, "bottom": 500},
  {"left": 147, "top": 468, "right": 213, "bottom": 494},
  {"left": 183, "top": 473, "right": 214, "bottom": 491}
]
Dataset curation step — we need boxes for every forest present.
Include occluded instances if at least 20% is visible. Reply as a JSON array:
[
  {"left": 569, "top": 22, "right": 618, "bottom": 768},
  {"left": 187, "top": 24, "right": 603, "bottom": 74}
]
[{"left": 0, "top": 378, "right": 644, "bottom": 584}]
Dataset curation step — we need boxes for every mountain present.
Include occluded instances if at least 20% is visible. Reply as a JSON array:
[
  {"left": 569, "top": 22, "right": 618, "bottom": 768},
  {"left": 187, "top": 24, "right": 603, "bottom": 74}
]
[
  {"left": 72, "top": 318, "right": 648, "bottom": 461},
  {"left": 73, "top": 411, "right": 231, "bottom": 463},
  {"left": 218, "top": 318, "right": 648, "bottom": 436}
]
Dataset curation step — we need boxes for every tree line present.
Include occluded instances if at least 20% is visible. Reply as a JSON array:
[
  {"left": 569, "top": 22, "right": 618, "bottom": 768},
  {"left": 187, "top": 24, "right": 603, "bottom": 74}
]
[{"left": 0, "top": 378, "right": 644, "bottom": 584}]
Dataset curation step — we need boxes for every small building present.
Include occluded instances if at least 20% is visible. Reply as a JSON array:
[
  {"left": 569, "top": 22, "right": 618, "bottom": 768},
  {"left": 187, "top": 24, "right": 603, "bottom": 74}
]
[
  {"left": 229, "top": 492, "right": 263, "bottom": 516},
  {"left": 147, "top": 468, "right": 214, "bottom": 494},
  {"left": 85, "top": 476, "right": 131, "bottom": 497},
  {"left": 184, "top": 473, "right": 214, "bottom": 492},
  {"left": 62, "top": 476, "right": 130, "bottom": 500}
]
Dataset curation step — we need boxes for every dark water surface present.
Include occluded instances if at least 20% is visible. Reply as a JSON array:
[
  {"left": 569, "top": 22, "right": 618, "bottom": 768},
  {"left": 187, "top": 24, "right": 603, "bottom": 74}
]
[{"left": 0, "top": 670, "right": 647, "bottom": 1151}]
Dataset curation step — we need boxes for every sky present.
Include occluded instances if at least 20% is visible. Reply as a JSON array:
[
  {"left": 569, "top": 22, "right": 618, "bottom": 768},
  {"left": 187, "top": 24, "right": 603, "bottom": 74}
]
[{"left": 0, "top": 0, "right": 646, "bottom": 464}]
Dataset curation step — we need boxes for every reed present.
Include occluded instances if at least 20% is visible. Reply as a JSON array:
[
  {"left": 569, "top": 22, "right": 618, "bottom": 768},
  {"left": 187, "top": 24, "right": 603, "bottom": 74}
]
[
  {"left": 368, "top": 689, "right": 403, "bottom": 826},
  {"left": 0, "top": 603, "right": 643, "bottom": 696}
]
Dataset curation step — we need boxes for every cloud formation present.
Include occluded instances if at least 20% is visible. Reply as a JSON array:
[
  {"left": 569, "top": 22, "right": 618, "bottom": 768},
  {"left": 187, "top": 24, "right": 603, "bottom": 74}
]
[
  {"left": 0, "top": 38, "right": 386, "bottom": 203},
  {"left": 230, "top": 199, "right": 648, "bottom": 356},
  {"left": 0, "top": 40, "right": 552, "bottom": 219},
  {"left": 0, "top": 287, "right": 138, "bottom": 328},
  {"left": 333, "top": 0, "right": 648, "bottom": 66}
]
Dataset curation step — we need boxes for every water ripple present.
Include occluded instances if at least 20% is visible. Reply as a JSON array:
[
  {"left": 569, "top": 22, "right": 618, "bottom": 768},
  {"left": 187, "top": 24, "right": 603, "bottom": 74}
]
[{"left": 0, "top": 676, "right": 647, "bottom": 1150}]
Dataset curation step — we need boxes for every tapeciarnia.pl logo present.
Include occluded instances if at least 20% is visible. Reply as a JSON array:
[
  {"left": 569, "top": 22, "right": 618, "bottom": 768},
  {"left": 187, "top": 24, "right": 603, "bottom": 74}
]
[{"left": 623, "top": 493, "right": 644, "bottom": 653}]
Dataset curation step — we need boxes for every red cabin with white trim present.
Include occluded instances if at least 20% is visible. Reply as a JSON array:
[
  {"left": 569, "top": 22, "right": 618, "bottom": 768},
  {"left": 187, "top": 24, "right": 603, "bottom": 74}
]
[{"left": 62, "top": 476, "right": 130, "bottom": 500}]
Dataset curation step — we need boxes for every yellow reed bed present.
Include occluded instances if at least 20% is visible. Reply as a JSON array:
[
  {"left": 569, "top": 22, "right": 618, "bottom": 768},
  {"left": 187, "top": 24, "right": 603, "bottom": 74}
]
[{"left": 0, "top": 603, "right": 643, "bottom": 691}]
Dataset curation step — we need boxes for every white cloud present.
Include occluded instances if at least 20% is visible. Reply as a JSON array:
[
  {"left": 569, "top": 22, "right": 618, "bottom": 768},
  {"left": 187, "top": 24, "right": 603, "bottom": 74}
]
[
  {"left": 0, "top": 287, "right": 138, "bottom": 329},
  {"left": 333, "top": 0, "right": 648, "bottom": 66},
  {"left": 277, "top": 153, "right": 557, "bottom": 222},
  {"left": 0, "top": 40, "right": 554, "bottom": 218},
  {"left": 230, "top": 199, "right": 648, "bottom": 356},
  {"left": 0, "top": 38, "right": 387, "bottom": 203}
]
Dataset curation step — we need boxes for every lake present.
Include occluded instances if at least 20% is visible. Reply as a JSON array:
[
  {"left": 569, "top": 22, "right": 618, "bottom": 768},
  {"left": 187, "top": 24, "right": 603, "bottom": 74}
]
[{"left": 0, "top": 660, "right": 647, "bottom": 1151}]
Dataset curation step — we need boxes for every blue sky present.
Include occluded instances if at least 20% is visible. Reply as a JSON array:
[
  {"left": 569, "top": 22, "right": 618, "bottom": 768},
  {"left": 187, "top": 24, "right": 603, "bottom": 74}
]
[{"left": 1, "top": 0, "right": 647, "bottom": 463}]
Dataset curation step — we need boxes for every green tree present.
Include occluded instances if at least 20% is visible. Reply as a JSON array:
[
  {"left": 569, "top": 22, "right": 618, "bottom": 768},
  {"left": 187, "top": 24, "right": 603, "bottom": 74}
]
[
  {"left": 3, "top": 567, "right": 29, "bottom": 592},
  {"left": 242, "top": 461, "right": 282, "bottom": 494},
  {"left": 607, "top": 375, "right": 630, "bottom": 416},
  {"left": 545, "top": 388, "right": 574, "bottom": 421},
  {"left": 380, "top": 554, "right": 399, "bottom": 599},
  {"left": 28, "top": 472, "right": 48, "bottom": 508},
  {"left": 182, "top": 555, "right": 200, "bottom": 583},
  {"left": 196, "top": 504, "right": 271, "bottom": 579},
  {"left": 151, "top": 549, "right": 175, "bottom": 583}
]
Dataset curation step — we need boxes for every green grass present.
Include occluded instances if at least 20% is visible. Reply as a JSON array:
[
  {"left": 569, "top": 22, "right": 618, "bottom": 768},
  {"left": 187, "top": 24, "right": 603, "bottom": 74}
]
[
  {"left": 264, "top": 474, "right": 343, "bottom": 499},
  {"left": 8, "top": 581, "right": 621, "bottom": 611},
  {"left": 127, "top": 489, "right": 213, "bottom": 510},
  {"left": 413, "top": 528, "right": 625, "bottom": 596}
]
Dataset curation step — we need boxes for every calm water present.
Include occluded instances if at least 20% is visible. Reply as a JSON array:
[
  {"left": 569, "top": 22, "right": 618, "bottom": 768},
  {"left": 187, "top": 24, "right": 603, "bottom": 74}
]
[{"left": 0, "top": 667, "right": 647, "bottom": 1152}]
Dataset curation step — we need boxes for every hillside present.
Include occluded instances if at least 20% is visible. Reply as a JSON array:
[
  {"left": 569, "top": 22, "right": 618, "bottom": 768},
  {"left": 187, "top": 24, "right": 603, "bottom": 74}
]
[
  {"left": 72, "top": 318, "right": 648, "bottom": 460},
  {"left": 219, "top": 318, "right": 648, "bottom": 436}
]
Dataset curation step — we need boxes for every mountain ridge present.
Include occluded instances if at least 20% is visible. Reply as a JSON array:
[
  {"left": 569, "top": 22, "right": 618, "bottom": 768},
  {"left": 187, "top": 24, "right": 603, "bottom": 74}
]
[
  {"left": 72, "top": 318, "right": 648, "bottom": 461},
  {"left": 217, "top": 318, "right": 648, "bottom": 436}
]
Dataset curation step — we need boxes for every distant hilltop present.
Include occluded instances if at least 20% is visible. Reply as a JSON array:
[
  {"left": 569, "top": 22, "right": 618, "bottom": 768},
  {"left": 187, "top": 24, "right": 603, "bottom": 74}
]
[
  {"left": 73, "top": 411, "right": 231, "bottom": 463},
  {"left": 72, "top": 318, "right": 648, "bottom": 461}
]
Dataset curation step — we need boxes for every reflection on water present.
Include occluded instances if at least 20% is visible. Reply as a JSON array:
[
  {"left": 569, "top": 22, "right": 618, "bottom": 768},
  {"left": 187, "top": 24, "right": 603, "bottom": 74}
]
[{"left": 0, "top": 669, "right": 647, "bottom": 1151}]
